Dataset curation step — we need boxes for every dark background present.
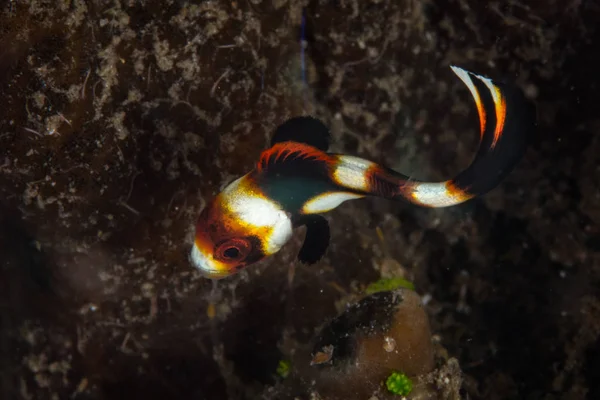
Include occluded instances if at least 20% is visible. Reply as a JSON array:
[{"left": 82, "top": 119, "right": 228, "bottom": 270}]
[{"left": 1, "top": 0, "right": 599, "bottom": 399}]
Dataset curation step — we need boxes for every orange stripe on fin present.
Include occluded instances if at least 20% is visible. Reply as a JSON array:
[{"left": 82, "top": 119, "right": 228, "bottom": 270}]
[
  {"left": 257, "top": 142, "right": 332, "bottom": 172},
  {"left": 491, "top": 86, "right": 507, "bottom": 148},
  {"left": 477, "top": 75, "right": 508, "bottom": 149},
  {"left": 474, "top": 94, "right": 487, "bottom": 138},
  {"left": 451, "top": 66, "right": 487, "bottom": 138}
]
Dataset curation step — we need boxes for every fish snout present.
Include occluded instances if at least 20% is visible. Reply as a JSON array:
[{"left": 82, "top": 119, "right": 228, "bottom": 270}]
[{"left": 190, "top": 241, "right": 232, "bottom": 279}]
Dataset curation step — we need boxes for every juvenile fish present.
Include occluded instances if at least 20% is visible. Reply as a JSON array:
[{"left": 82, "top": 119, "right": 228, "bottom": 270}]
[{"left": 190, "top": 66, "right": 535, "bottom": 279}]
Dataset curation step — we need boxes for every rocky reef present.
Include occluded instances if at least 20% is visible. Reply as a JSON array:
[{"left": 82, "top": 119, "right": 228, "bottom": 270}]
[{"left": 268, "top": 287, "right": 459, "bottom": 400}]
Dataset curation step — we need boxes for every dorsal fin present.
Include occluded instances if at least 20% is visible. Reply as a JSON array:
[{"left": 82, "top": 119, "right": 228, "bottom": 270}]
[
  {"left": 270, "top": 116, "right": 331, "bottom": 151},
  {"left": 257, "top": 142, "right": 331, "bottom": 173}
]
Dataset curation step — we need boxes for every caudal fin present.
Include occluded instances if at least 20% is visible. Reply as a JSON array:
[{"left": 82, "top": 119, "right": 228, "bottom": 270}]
[{"left": 398, "top": 66, "right": 536, "bottom": 208}]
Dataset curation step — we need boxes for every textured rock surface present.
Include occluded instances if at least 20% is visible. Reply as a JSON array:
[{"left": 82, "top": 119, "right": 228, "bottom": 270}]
[
  {"left": 298, "top": 289, "right": 439, "bottom": 400},
  {"left": 1, "top": 0, "right": 599, "bottom": 399}
]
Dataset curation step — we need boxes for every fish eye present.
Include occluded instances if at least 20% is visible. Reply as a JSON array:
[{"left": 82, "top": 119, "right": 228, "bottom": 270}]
[
  {"left": 215, "top": 238, "right": 251, "bottom": 262},
  {"left": 223, "top": 247, "right": 240, "bottom": 259}
]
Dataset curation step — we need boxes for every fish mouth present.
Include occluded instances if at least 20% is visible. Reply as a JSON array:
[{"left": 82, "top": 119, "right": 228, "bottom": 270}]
[{"left": 189, "top": 242, "right": 231, "bottom": 279}]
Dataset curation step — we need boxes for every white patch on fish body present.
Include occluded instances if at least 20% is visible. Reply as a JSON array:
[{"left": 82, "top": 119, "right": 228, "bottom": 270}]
[
  {"left": 302, "top": 191, "right": 364, "bottom": 214},
  {"left": 221, "top": 174, "right": 293, "bottom": 255},
  {"left": 263, "top": 216, "right": 293, "bottom": 255},
  {"left": 410, "top": 182, "right": 466, "bottom": 208},
  {"left": 332, "top": 155, "right": 374, "bottom": 192}
]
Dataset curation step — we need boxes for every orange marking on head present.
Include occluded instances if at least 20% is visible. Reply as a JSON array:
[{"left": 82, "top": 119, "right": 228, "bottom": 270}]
[
  {"left": 257, "top": 142, "right": 332, "bottom": 172},
  {"left": 491, "top": 88, "right": 507, "bottom": 148},
  {"left": 192, "top": 173, "right": 296, "bottom": 278},
  {"left": 203, "top": 177, "right": 278, "bottom": 251},
  {"left": 193, "top": 197, "right": 272, "bottom": 275}
]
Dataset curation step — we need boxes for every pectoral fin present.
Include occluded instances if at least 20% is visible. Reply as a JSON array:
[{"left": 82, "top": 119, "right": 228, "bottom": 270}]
[{"left": 294, "top": 214, "right": 330, "bottom": 264}]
